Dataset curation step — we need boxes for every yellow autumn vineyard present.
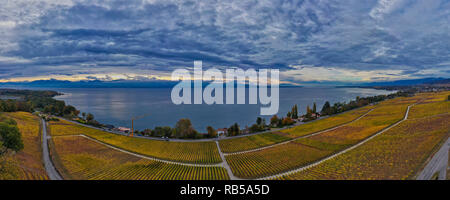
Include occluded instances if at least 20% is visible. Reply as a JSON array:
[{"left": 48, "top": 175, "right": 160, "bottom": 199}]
[
  {"left": 48, "top": 120, "right": 222, "bottom": 164},
  {"left": 50, "top": 136, "right": 229, "bottom": 180},
  {"left": 225, "top": 98, "right": 417, "bottom": 179},
  {"left": 280, "top": 105, "right": 376, "bottom": 138},
  {"left": 279, "top": 114, "right": 449, "bottom": 180},
  {"left": 1, "top": 91, "right": 448, "bottom": 180},
  {"left": 0, "top": 112, "right": 48, "bottom": 180},
  {"left": 219, "top": 105, "right": 375, "bottom": 153}
]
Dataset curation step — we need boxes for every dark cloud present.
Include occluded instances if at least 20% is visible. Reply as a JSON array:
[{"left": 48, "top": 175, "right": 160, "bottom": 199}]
[{"left": 0, "top": 0, "right": 448, "bottom": 81}]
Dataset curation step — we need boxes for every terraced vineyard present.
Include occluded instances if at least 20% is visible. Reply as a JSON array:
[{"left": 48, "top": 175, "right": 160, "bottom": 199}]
[
  {"left": 50, "top": 136, "right": 229, "bottom": 180},
  {"left": 49, "top": 120, "right": 221, "bottom": 164},
  {"left": 0, "top": 112, "right": 48, "bottom": 180},
  {"left": 225, "top": 98, "right": 415, "bottom": 179},
  {"left": 219, "top": 105, "right": 375, "bottom": 153},
  {"left": 279, "top": 105, "right": 375, "bottom": 138},
  {"left": 280, "top": 114, "right": 449, "bottom": 180},
  {"left": 414, "top": 91, "right": 450, "bottom": 103},
  {"left": 219, "top": 132, "right": 291, "bottom": 153},
  {"left": 409, "top": 101, "right": 450, "bottom": 119},
  {"left": 302, "top": 104, "right": 409, "bottom": 147}
]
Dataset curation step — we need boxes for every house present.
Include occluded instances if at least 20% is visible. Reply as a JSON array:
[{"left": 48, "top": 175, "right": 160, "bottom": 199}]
[
  {"left": 311, "top": 113, "right": 321, "bottom": 118},
  {"left": 117, "top": 127, "right": 131, "bottom": 133},
  {"left": 217, "top": 128, "right": 228, "bottom": 136}
]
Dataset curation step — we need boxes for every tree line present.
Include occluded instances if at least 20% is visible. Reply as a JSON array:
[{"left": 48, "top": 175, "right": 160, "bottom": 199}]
[{"left": 0, "top": 89, "right": 100, "bottom": 126}]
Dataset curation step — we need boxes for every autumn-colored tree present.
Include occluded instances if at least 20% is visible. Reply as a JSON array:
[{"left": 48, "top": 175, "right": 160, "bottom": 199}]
[
  {"left": 270, "top": 115, "right": 279, "bottom": 127},
  {"left": 206, "top": 126, "right": 217, "bottom": 138}
]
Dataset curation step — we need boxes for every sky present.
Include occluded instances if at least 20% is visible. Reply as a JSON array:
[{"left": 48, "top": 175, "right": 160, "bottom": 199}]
[{"left": 0, "top": 0, "right": 449, "bottom": 84}]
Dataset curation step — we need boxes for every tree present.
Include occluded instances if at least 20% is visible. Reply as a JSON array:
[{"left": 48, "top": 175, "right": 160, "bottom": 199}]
[
  {"left": 173, "top": 118, "right": 197, "bottom": 138},
  {"left": 313, "top": 102, "right": 317, "bottom": 113},
  {"left": 0, "top": 122, "right": 23, "bottom": 156},
  {"left": 256, "top": 117, "right": 262, "bottom": 126},
  {"left": 282, "top": 117, "right": 294, "bottom": 126},
  {"left": 81, "top": 112, "right": 86, "bottom": 120},
  {"left": 63, "top": 105, "right": 78, "bottom": 116},
  {"left": 86, "top": 113, "right": 94, "bottom": 122},
  {"left": 142, "top": 129, "right": 152, "bottom": 136},
  {"left": 291, "top": 104, "right": 298, "bottom": 119},
  {"left": 321, "top": 101, "right": 331, "bottom": 115},
  {"left": 153, "top": 126, "right": 172, "bottom": 137},
  {"left": 249, "top": 124, "right": 260, "bottom": 133},
  {"left": 270, "top": 115, "right": 279, "bottom": 127},
  {"left": 228, "top": 123, "right": 240, "bottom": 136},
  {"left": 206, "top": 126, "right": 217, "bottom": 138}
]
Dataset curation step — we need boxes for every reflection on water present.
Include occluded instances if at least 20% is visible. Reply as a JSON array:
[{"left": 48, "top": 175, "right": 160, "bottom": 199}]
[{"left": 54, "top": 87, "right": 394, "bottom": 132}]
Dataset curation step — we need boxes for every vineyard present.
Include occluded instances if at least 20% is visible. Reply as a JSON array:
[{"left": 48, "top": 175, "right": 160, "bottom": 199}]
[
  {"left": 225, "top": 99, "right": 414, "bottom": 179},
  {"left": 50, "top": 136, "right": 229, "bottom": 180},
  {"left": 218, "top": 105, "right": 375, "bottom": 154},
  {"left": 1, "top": 91, "right": 448, "bottom": 180},
  {"left": 0, "top": 112, "right": 48, "bottom": 180},
  {"left": 279, "top": 114, "right": 449, "bottom": 180},
  {"left": 49, "top": 120, "right": 222, "bottom": 164},
  {"left": 279, "top": 105, "right": 375, "bottom": 138},
  {"left": 409, "top": 101, "right": 450, "bottom": 119},
  {"left": 219, "top": 132, "right": 290, "bottom": 153},
  {"left": 414, "top": 91, "right": 450, "bottom": 103},
  {"left": 303, "top": 104, "right": 410, "bottom": 147},
  {"left": 226, "top": 141, "right": 333, "bottom": 178}
]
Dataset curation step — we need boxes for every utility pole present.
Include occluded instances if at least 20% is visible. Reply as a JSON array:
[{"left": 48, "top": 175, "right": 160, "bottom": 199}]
[{"left": 130, "top": 114, "right": 150, "bottom": 137}]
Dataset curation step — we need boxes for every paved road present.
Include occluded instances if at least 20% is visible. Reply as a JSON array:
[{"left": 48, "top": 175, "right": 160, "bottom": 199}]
[
  {"left": 417, "top": 137, "right": 449, "bottom": 180},
  {"left": 41, "top": 119, "right": 63, "bottom": 180},
  {"left": 259, "top": 104, "right": 414, "bottom": 180}
]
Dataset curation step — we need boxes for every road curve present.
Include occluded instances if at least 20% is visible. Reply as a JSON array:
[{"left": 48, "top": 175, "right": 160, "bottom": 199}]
[
  {"left": 417, "top": 137, "right": 449, "bottom": 180},
  {"left": 258, "top": 104, "right": 414, "bottom": 180},
  {"left": 41, "top": 119, "right": 63, "bottom": 180}
]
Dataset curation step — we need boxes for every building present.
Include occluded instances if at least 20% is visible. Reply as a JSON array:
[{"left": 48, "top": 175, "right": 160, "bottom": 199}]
[
  {"left": 217, "top": 128, "right": 228, "bottom": 136},
  {"left": 117, "top": 127, "right": 131, "bottom": 133}
]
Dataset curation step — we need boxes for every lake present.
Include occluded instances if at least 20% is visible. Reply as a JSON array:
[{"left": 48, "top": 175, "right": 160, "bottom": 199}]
[{"left": 51, "top": 87, "right": 394, "bottom": 132}]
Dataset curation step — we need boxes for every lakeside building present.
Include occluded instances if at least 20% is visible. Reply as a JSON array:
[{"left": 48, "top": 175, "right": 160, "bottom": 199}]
[
  {"left": 217, "top": 128, "right": 227, "bottom": 136},
  {"left": 116, "top": 127, "right": 131, "bottom": 133}
]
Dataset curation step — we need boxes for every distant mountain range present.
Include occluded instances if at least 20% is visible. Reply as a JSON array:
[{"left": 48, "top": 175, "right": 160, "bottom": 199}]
[
  {"left": 0, "top": 77, "right": 447, "bottom": 88},
  {"left": 356, "top": 77, "right": 449, "bottom": 86}
]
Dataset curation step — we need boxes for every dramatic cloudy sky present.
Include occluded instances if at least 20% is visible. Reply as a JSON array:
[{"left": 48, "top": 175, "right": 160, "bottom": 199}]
[{"left": 0, "top": 0, "right": 449, "bottom": 83}]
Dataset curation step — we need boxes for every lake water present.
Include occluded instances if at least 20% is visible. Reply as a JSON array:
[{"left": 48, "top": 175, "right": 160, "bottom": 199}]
[{"left": 51, "top": 87, "right": 394, "bottom": 132}]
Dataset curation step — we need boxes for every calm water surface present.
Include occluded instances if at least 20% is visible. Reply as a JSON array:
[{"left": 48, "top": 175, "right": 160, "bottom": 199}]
[{"left": 52, "top": 87, "right": 394, "bottom": 132}]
